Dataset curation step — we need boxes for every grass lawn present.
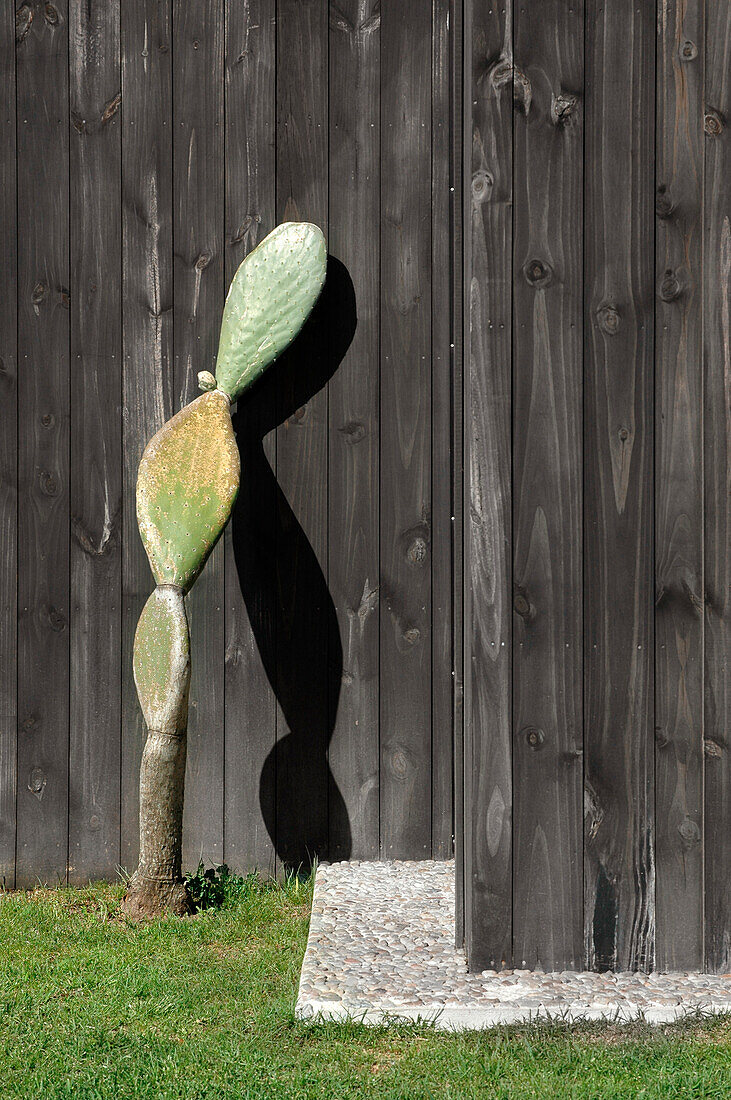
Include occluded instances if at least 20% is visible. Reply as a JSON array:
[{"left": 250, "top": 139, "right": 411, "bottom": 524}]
[{"left": 0, "top": 874, "right": 729, "bottom": 1099}]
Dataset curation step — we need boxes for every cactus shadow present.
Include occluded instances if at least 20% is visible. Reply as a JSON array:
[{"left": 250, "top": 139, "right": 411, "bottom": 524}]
[{"left": 230, "top": 256, "right": 356, "bottom": 872}]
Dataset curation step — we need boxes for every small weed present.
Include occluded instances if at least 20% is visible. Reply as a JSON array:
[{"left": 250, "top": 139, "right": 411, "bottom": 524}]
[{"left": 184, "top": 862, "right": 250, "bottom": 910}]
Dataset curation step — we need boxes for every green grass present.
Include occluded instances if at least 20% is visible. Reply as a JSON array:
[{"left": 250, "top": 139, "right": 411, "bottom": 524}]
[{"left": 0, "top": 875, "right": 728, "bottom": 1099}]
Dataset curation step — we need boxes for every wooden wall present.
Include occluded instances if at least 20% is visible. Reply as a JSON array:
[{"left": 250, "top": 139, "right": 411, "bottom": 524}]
[
  {"left": 462, "top": 0, "right": 730, "bottom": 973},
  {"left": 0, "top": 0, "right": 456, "bottom": 887}
]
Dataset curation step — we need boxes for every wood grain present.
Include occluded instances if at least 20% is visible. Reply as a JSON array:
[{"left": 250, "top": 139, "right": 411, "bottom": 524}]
[
  {"left": 173, "top": 0, "right": 225, "bottom": 871},
  {"left": 464, "top": 0, "right": 513, "bottom": 970},
  {"left": 275, "top": 0, "right": 330, "bottom": 868},
  {"left": 703, "top": 0, "right": 731, "bottom": 975},
  {"left": 379, "top": 0, "right": 433, "bottom": 859},
  {"left": 327, "top": 0, "right": 380, "bottom": 860},
  {"left": 120, "top": 0, "right": 174, "bottom": 873},
  {"left": 68, "top": 0, "right": 122, "bottom": 884},
  {"left": 511, "top": 0, "right": 583, "bottom": 971},
  {"left": 223, "top": 0, "right": 277, "bottom": 875},
  {"left": 0, "top": 1, "right": 17, "bottom": 886},
  {"left": 15, "top": 0, "right": 71, "bottom": 887},
  {"left": 584, "top": 0, "right": 655, "bottom": 972},
  {"left": 654, "top": 0, "right": 704, "bottom": 972},
  {"left": 431, "top": 0, "right": 454, "bottom": 860}
]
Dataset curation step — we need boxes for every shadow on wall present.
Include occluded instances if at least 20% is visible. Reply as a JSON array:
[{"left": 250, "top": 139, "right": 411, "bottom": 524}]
[{"left": 230, "top": 256, "right": 356, "bottom": 871}]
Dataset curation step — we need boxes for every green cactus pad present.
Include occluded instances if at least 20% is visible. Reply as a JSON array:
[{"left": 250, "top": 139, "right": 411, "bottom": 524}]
[
  {"left": 133, "top": 587, "right": 190, "bottom": 733},
  {"left": 214, "top": 221, "right": 327, "bottom": 402},
  {"left": 136, "top": 391, "right": 240, "bottom": 591}
]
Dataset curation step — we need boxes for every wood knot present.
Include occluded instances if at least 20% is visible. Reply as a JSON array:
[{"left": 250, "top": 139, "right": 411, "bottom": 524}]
[
  {"left": 39, "top": 470, "right": 58, "bottom": 496},
  {"left": 524, "top": 727, "right": 545, "bottom": 750},
  {"left": 705, "top": 110, "right": 724, "bottom": 136},
  {"left": 679, "top": 40, "right": 697, "bottom": 61},
  {"left": 513, "top": 587, "right": 531, "bottom": 619},
  {"left": 704, "top": 738, "right": 724, "bottom": 758},
  {"left": 406, "top": 536, "right": 428, "bottom": 566},
  {"left": 523, "top": 258, "right": 553, "bottom": 288},
  {"left": 31, "top": 282, "right": 47, "bottom": 307},
  {"left": 16, "top": 4, "right": 33, "bottom": 44},
  {"left": 471, "top": 169, "right": 494, "bottom": 205},
  {"left": 660, "top": 269, "right": 681, "bottom": 302},
  {"left": 48, "top": 605, "right": 67, "bottom": 632},
  {"left": 40, "top": 412, "right": 54, "bottom": 427},
  {"left": 551, "top": 92, "right": 578, "bottom": 125},
  {"left": 655, "top": 186, "right": 674, "bottom": 219},
  {"left": 101, "top": 92, "right": 122, "bottom": 124},
  {"left": 338, "top": 420, "right": 366, "bottom": 444},
  {"left": 195, "top": 250, "right": 212, "bottom": 271},
  {"left": 402, "top": 626, "right": 420, "bottom": 646},
  {"left": 618, "top": 426, "right": 630, "bottom": 443},
  {"left": 44, "top": 3, "right": 60, "bottom": 26},
  {"left": 28, "top": 768, "right": 47, "bottom": 799},
  {"left": 597, "top": 303, "right": 620, "bottom": 335}
]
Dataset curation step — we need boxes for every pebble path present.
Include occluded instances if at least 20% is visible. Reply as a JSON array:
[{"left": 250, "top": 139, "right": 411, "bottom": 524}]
[{"left": 296, "top": 861, "right": 731, "bottom": 1028}]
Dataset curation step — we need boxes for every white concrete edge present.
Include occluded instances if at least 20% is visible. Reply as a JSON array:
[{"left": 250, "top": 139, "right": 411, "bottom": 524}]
[{"left": 295, "top": 998, "right": 731, "bottom": 1031}]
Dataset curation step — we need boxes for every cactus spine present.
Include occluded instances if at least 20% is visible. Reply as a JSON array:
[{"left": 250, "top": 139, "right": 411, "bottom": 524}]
[{"left": 122, "top": 222, "right": 326, "bottom": 918}]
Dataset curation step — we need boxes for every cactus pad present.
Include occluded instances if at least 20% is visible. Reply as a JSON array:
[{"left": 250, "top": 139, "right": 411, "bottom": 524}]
[
  {"left": 214, "top": 221, "right": 327, "bottom": 402},
  {"left": 133, "top": 586, "right": 190, "bottom": 734},
  {"left": 136, "top": 391, "right": 239, "bottom": 591}
]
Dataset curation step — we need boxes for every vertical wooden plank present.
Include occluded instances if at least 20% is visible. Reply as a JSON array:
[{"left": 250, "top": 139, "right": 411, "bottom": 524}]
[
  {"left": 511, "top": 0, "right": 584, "bottom": 971},
  {"left": 703, "top": 0, "right": 731, "bottom": 975},
  {"left": 0, "top": 2, "right": 17, "bottom": 886},
  {"left": 431, "top": 0, "right": 453, "bottom": 859},
  {"left": 654, "top": 0, "right": 704, "bottom": 971},
  {"left": 68, "top": 0, "right": 122, "bottom": 884},
  {"left": 584, "top": 0, "right": 655, "bottom": 972},
  {"left": 15, "top": 0, "right": 71, "bottom": 887},
  {"left": 451, "top": 0, "right": 465, "bottom": 946},
  {"left": 121, "top": 0, "right": 174, "bottom": 873},
  {"left": 327, "top": 0, "right": 380, "bottom": 861},
  {"left": 173, "top": 0, "right": 225, "bottom": 871},
  {"left": 223, "top": 0, "right": 277, "bottom": 875},
  {"left": 379, "top": 0, "right": 432, "bottom": 859},
  {"left": 275, "top": 0, "right": 329, "bottom": 868},
  {"left": 464, "top": 0, "right": 513, "bottom": 971}
]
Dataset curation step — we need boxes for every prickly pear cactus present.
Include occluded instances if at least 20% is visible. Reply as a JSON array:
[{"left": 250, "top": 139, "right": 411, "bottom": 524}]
[
  {"left": 123, "top": 221, "right": 327, "bottom": 920},
  {"left": 136, "top": 390, "right": 239, "bottom": 592},
  {"left": 214, "top": 221, "right": 327, "bottom": 402}
]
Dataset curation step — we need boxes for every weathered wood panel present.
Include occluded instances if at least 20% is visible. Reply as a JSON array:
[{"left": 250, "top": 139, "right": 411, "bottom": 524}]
[
  {"left": 327, "top": 0, "right": 380, "bottom": 860},
  {"left": 15, "top": 0, "right": 71, "bottom": 888},
  {"left": 583, "top": 0, "right": 655, "bottom": 972},
  {"left": 223, "top": 0, "right": 277, "bottom": 876},
  {"left": 274, "top": 0, "right": 330, "bottom": 869},
  {"left": 120, "top": 0, "right": 174, "bottom": 872},
  {"left": 464, "top": 0, "right": 513, "bottom": 970},
  {"left": 0, "top": 1, "right": 18, "bottom": 886},
  {"left": 379, "top": 0, "right": 433, "bottom": 859},
  {"left": 654, "top": 0, "right": 705, "bottom": 972},
  {"left": 511, "top": 0, "right": 583, "bottom": 971},
  {"left": 703, "top": 0, "right": 731, "bottom": 975},
  {"left": 68, "top": 0, "right": 122, "bottom": 884},
  {"left": 431, "top": 0, "right": 454, "bottom": 860},
  {"left": 173, "top": 0, "right": 225, "bottom": 870}
]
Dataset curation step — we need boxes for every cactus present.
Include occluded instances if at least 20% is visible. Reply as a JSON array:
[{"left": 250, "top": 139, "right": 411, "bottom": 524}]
[{"left": 122, "top": 222, "right": 327, "bottom": 919}]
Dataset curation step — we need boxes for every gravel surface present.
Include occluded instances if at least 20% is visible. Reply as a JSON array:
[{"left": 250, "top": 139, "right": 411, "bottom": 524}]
[{"left": 296, "top": 861, "right": 731, "bottom": 1029}]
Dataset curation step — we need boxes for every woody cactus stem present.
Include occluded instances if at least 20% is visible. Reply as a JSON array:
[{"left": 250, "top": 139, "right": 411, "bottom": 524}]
[{"left": 122, "top": 222, "right": 327, "bottom": 919}]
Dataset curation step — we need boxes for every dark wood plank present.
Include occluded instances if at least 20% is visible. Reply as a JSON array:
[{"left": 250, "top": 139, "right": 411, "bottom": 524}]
[
  {"left": 68, "top": 0, "right": 122, "bottom": 884},
  {"left": 451, "top": 0, "right": 465, "bottom": 947},
  {"left": 511, "top": 0, "right": 583, "bottom": 971},
  {"left": 703, "top": 0, "right": 731, "bottom": 975},
  {"left": 431, "top": 0, "right": 453, "bottom": 860},
  {"left": 223, "top": 0, "right": 277, "bottom": 876},
  {"left": 654, "top": 0, "right": 704, "bottom": 971},
  {"left": 274, "top": 0, "right": 329, "bottom": 869},
  {"left": 0, "top": 2, "right": 18, "bottom": 887},
  {"left": 327, "top": 0, "right": 380, "bottom": 862},
  {"left": 15, "top": 0, "right": 71, "bottom": 887},
  {"left": 584, "top": 0, "right": 655, "bottom": 972},
  {"left": 120, "top": 0, "right": 174, "bottom": 874},
  {"left": 173, "top": 0, "right": 225, "bottom": 872},
  {"left": 464, "top": 0, "right": 513, "bottom": 970},
  {"left": 379, "top": 0, "right": 432, "bottom": 860}
]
